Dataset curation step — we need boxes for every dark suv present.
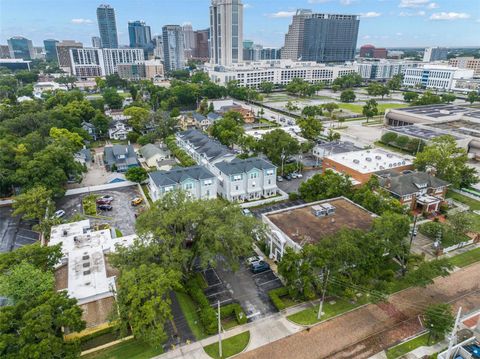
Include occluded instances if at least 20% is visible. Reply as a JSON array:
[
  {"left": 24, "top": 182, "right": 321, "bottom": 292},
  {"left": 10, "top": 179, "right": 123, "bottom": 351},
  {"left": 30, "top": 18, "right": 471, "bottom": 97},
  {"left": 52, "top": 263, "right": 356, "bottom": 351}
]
[
  {"left": 250, "top": 261, "right": 270, "bottom": 274},
  {"left": 97, "top": 204, "right": 113, "bottom": 211}
]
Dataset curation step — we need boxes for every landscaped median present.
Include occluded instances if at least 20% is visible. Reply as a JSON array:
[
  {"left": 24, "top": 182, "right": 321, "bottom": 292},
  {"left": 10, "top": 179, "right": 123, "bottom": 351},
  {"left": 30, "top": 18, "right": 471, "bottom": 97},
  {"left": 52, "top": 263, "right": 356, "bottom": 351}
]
[
  {"left": 81, "top": 337, "right": 163, "bottom": 359},
  {"left": 203, "top": 331, "right": 250, "bottom": 359}
]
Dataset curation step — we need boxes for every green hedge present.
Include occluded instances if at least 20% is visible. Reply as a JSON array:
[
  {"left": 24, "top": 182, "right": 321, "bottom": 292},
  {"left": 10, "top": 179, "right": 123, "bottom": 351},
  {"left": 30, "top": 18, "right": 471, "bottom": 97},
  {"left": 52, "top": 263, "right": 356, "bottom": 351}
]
[
  {"left": 268, "top": 287, "right": 289, "bottom": 311},
  {"left": 82, "top": 194, "right": 98, "bottom": 216},
  {"left": 220, "top": 303, "right": 247, "bottom": 325},
  {"left": 165, "top": 135, "right": 197, "bottom": 167},
  {"left": 185, "top": 275, "right": 217, "bottom": 335}
]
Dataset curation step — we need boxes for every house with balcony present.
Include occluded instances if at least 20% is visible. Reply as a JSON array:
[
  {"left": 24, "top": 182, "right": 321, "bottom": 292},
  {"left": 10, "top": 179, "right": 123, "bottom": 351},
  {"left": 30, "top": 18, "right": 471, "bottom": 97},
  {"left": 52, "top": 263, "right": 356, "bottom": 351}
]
[
  {"left": 104, "top": 144, "right": 139, "bottom": 172},
  {"left": 215, "top": 157, "right": 278, "bottom": 202},
  {"left": 148, "top": 166, "right": 217, "bottom": 201},
  {"left": 376, "top": 170, "right": 449, "bottom": 213}
]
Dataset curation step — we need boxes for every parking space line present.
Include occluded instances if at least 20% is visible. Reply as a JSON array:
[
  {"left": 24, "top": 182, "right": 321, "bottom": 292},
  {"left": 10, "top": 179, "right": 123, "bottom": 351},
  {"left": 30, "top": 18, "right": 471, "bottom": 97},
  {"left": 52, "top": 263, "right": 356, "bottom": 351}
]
[
  {"left": 258, "top": 278, "right": 282, "bottom": 287},
  {"left": 251, "top": 270, "right": 273, "bottom": 277},
  {"left": 205, "top": 290, "right": 230, "bottom": 298}
]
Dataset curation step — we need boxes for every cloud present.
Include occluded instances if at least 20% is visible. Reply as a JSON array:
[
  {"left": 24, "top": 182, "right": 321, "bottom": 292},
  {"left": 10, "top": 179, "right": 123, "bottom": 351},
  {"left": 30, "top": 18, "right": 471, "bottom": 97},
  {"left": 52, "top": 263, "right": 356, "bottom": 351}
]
[
  {"left": 244, "top": 3, "right": 252, "bottom": 8},
  {"left": 399, "top": 0, "right": 429, "bottom": 8},
  {"left": 340, "top": 0, "right": 355, "bottom": 5},
  {"left": 396, "top": 32, "right": 403, "bottom": 36},
  {"left": 399, "top": 10, "right": 426, "bottom": 16},
  {"left": 362, "top": 35, "right": 372, "bottom": 39},
  {"left": 308, "top": 0, "right": 332, "bottom": 3},
  {"left": 268, "top": 11, "right": 296, "bottom": 18},
  {"left": 71, "top": 18, "right": 93, "bottom": 24},
  {"left": 430, "top": 12, "right": 470, "bottom": 20},
  {"left": 360, "top": 12, "right": 381, "bottom": 18},
  {"left": 426, "top": 2, "right": 438, "bottom": 9}
]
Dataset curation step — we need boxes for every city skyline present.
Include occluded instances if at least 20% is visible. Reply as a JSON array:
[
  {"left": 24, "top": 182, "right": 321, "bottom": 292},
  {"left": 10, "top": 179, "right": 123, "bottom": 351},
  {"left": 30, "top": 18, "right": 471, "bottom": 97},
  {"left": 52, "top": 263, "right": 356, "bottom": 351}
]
[{"left": 0, "top": 0, "right": 479, "bottom": 48}]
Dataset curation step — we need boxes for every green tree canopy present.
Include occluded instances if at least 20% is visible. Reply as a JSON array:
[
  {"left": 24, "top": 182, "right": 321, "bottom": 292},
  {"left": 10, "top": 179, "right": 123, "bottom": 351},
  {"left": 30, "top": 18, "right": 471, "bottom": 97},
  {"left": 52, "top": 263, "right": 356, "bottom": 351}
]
[
  {"left": 103, "top": 88, "right": 123, "bottom": 109},
  {"left": 299, "top": 170, "right": 353, "bottom": 202},
  {"left": 297, "top": 117, "right": 323, "bottom": 141},
  {"left": 124, "top": 106, "right": 151, "bottom": 132},
  {"left": 125, "top": 167, "right": 148, "bottom": 183},
  {"left": 258, "top": 129, "right": 300, "bottom": 166},
  {"left": 362, "top": 99, "right": 379, "bottom": 121},
  {"left": 210, "top": 111, "right": 245, "bottom": 147},
  {"left": 424, "top": 303, "right": 455, "bottom": 342},
  {"left": 340, "top": 89, "right": 356, "bottom": 103},
  {"left": 12, "top": 185, "right": 54, "bottom": 222}
]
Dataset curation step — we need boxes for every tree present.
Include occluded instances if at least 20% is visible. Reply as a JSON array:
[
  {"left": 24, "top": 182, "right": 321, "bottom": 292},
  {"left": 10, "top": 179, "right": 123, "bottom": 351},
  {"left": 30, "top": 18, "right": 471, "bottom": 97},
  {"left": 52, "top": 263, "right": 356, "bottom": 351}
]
[
  {"left": 340, "top": 89, "right": 356, "bottom": 103},
  {"left": 126, "top": 131, "right": 140, "bottom": 143},
  {"left": 413, "top": 91, "right": 442, "bottom": 106},
  {"left": 116, "top": 264, "right": 181, "bottom": 347},
  {"left": 102, "top": 88, "right": 123, "bottom": 109},
  {"left": 297, "top": 117, "right": 323, "bottom": 141},
  {"left": 424, "top": 303, "right": 454, "bottom": 343},
  {"left": 326, "top": 128, "right": 341, "bottom": 142},
  {"left": 301, "top": 105, "right": 323, "bottom": 118},
  {"left": 467, "top": 91, "right": 479, "bottom": 104},
  {"left": 299, "top": 170, "right": 353, "bottom": 202},
  {"left": 381, "top": 132, "right": 398, "bottom": 144},
  {"left": 440, "top": 93, "right": 456, "bottom": 103},
  {"left": 0, "top": 290, "right": 85, "bottom": 359},
  {"left": 124, "top": 106, "right": 150, "bottom": 132},
  {"left": 105, "top": 74, "right": 127, "bottom": 88},
  {"left": 448, "top": 212, "right": 473, "bottom": 234},
  {"left": 49, "top": 127, "right": 84, "bottom": 152},
  {"left": 322, "top": 102, "right": 339, "bottom": 118},
  {"left": 395, "top": 135, "right": 410, "bottom": 148},
  {"left": 414, "top": 135, "right": 478, "bottom": 188},
  {"left": 0, "top": 243, "right": 62, "bottom": 273},
  {"left": 332, "top": 73, "right": 363, "bottom": 89},
  {"left": 258, "top": 129, "right": 300, "bottom": 166},
  {"left": 286, "top": 78, "right": 316, "bottom": 97},
  {"left": 403, "top": 91, "right": 419, "bottom": 103},
  {"left": 387, "top": 74, "right": 403, "bottom": 91},
  {"left": 13, "top": 185, "right": 54, "bottom": 223},
  {"left": 210, "top": 111, "right": 244, "bottom": 147},
  {"left": 362, "top": 99, "right": 379, "bottom": 122},
  {"left": 259, "top": 81, "right": 274, "bottom": 94},
  {"left": 125, "top": 167, "right": 148, "bottom": 183},
  {"left": 14, "top": 70, "right": 39, "bottom": 84},
  {"left": 285, "top": 100, "right": 300, "bottom": 112},
  {"left": 405, "top": 258, "right": 452, "bottom": 287},
  {"left": 0, "top": 261, "right": 54, "bottom": 303}
]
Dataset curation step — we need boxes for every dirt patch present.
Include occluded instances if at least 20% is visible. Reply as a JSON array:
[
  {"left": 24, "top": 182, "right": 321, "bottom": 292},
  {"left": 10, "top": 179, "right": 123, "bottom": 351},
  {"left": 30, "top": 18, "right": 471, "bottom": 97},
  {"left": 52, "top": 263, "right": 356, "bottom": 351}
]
[{"left": 80, "top": 296, "right": 116, "bottom": 328}]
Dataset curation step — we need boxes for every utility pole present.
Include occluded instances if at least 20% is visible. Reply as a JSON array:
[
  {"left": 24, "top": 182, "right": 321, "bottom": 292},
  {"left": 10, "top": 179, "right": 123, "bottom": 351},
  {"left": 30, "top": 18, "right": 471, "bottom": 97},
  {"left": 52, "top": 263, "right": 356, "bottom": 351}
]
[
  {"left": 446, "top": 307, "right": 462, "bottom": 359},
  {"left": 281, "top": 148, "right": 285, "bottom": 177},
  {"left": 217, "top": 300, "right": 222, "bottom": 358},
  {"left": 317, "top": 268, "right": 330, "bottom": 320}
]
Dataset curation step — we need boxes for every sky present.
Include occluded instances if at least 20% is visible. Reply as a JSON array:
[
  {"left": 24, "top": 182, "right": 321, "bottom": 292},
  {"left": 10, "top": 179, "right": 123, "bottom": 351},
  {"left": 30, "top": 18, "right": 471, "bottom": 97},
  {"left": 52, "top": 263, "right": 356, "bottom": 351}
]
[{"left": 0, "top": 0, "right": 479, "bottom": 48}]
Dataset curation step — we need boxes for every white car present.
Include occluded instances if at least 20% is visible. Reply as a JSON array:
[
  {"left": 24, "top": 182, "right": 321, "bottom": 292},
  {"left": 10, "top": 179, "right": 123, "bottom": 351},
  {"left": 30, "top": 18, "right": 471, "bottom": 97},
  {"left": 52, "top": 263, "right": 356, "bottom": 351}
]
[
  {"left": 246, "top": 255, "right": 264, "bottom": 266},
  {"left": 296, "top": 173, "right": 303, "bottom": 178},
  {"left": 277, "top": 176, "right": 283, "bottom": 182},
  {"left": 54, "top": 210, "right": 66, "bottom": 218},
  {"left": 242, "top": 208, "right": 253, "bottom": 217},
  {"left": 290, "top": 172, "right": 298, "bottom": 179}
]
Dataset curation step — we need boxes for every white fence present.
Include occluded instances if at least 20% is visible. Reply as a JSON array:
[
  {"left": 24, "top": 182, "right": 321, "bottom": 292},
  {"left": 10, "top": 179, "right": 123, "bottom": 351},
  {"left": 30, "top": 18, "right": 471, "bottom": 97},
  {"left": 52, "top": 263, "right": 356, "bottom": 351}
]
[
  {"left": 240, "top": 189, "right": 289, "bottom": 209},
  {"left": 443, "top": 238, "right": 475, "bottom": 254}
]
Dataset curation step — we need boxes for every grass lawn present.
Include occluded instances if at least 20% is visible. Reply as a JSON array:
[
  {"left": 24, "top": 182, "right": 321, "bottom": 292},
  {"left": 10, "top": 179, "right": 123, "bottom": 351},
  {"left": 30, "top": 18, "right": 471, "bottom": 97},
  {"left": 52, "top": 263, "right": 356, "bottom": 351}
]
[
  {"left": 287, "top": 296, "right": 369, "bottom": 326},
  {"left": 468, "top": 212, "right": 480, "bottom": 232},
  {"left": 203, "top": 331, "right": 250, "bottom": 359},
  {"left": 446, "top": 191, "right": 480, "bottom": 211},
  {"left": 81, "top": 338, "right": 163, "bottom": 359},
  {"left": 141, "top": 184, "right": 153, "bottom": 205},
  {"left": 337, "top": 103, "right": 406, "bottom": 114},
  {"left": 448, "top": 247, "right": 480, "bottom": 268},
  {"left": 374, "top": 141, "right": 413, "bottom": 155},
  {"left": 386, "top": 332, "right": 436, "bottom": 359},
  {"left": 175, "top": 291, "right": 207, "bottom": 340},
  {"left": 115, "top": 228, "right": 123, "bottom": 237}
]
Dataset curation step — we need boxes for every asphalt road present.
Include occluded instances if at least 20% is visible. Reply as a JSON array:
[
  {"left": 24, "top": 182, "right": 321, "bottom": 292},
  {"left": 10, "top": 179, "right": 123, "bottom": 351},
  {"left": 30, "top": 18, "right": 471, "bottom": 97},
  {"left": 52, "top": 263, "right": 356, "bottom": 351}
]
[{"left": 238, "top": 262, "right": 480, "bottom": 359}]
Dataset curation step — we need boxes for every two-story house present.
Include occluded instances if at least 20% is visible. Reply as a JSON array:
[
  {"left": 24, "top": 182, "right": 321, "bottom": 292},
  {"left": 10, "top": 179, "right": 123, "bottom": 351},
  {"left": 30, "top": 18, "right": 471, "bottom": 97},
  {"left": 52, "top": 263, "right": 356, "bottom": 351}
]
[
  {"left": 108, "top": 121, "right": 133, "bottom": 140},
  {"left": 81, "top": 121, "right": 97, "bottom": 140},
  {"left": 176, "top": 129, "right": 235, "bottom": 175},
  {"left": 178, "top": 112, "right": 223, "bottom": 131},
  {"left": 215, "top": 157, "right": 278, "bottom": 202},
  {"left": 219, "top": 105, "right": 255, "bottom": 123},
  {"left": 148, "top": 166, "right": 217, "bottom": 201},
  {"left": 377, "top": 170, "right": 450, "bottom": 213},
  {"left": 104, "top": 145, "right": 139, "bottom": 172}
]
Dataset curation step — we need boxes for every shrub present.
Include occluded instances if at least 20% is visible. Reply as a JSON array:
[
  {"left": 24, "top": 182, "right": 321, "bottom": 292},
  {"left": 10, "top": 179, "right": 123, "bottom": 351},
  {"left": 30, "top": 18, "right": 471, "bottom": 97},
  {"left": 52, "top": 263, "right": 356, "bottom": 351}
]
[
  {"left": 381, "top": 132, "right": 398, "bottom": 144},
  {"left": 165, "top": 135, "right": 197, "bottom": 167},
  {"left": 82, "top": 194, "right": 98, "bottom": 216},
  {"left": 268, "top": 287, "right": 289, "bottom": 311},
  {"left": 185, "top": 276, "right": 217, "bottom": 335},
  {"left": 77, "top": 326, "right": 115, "bottom": 344},
  {"left": 289, "top": 192, "right": 300, "bottom": 201},
  {"left": 220, "top": 303, "right": 247, "bottom": 325}
]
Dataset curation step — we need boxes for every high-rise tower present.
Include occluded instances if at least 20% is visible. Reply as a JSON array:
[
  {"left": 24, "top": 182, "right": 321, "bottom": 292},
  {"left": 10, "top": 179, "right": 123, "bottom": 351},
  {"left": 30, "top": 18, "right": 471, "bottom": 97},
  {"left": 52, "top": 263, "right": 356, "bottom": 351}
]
[{"left": 97, "top": 4, "right": 118, "bottom": 48}]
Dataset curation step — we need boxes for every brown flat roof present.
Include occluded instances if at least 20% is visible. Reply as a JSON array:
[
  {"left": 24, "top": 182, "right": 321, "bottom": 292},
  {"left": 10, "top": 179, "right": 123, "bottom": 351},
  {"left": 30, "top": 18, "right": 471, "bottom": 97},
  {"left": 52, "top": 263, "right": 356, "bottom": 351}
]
[{"left": 265, "top": 198, "right": 375, "bottom": 246}]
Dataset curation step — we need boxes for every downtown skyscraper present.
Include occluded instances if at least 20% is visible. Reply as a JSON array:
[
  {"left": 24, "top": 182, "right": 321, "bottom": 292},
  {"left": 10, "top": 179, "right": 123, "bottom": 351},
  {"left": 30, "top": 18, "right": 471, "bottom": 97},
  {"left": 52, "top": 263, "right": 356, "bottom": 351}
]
[
  {"left": 96, "top": 4, "right": 118, "bottom": 48},
  {"left": 128, "top": 20, "right": 152, "bottom": 56},
  {"left": 209, "top": 0, "right": 243, "bottom": 66},
  {"left": 162, "top": 25, "right": 185, "bottom": 72}
]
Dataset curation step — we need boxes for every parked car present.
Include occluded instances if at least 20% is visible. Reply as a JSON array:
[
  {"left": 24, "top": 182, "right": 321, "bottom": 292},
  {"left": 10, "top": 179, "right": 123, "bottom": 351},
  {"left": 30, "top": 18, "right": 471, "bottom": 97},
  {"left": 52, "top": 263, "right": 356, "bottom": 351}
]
[
  {"left": 410, "top": 228, "right": 418, "bottom": 236},
  {"left": 96, "top": 198, "right": 112, "bottom": 205},
  {"left": 285, "top": 174, "right": 292, "bottom": 181},
  {"left": 100, "top": 195, "right": 114, "bottom": 201},
  {"left": 296, "top": 172, "right": 303, "bottom": 178},
  {"left": 250, "top": 261, "right": 270, "bottom": 274},
  {"left": 246, "top": 255, "right": 264, "bottom": 266},
  {"left": 131, "top": 197, "right": 143, "bottom": 206},
  {"left": 277, "top": 176, "right": 283, "bottom": 182},
  {"left": 242, "top": 208, "right": 253, "bottom": 217},
  {"left": 290, "top": 172, "right": 298, "bottom": 179},
  {"left": 54, "top": 210, "right": 65, "bottom": 218},
  {"left": 97, "top": 204, "right": 113, "bottom": 211}
]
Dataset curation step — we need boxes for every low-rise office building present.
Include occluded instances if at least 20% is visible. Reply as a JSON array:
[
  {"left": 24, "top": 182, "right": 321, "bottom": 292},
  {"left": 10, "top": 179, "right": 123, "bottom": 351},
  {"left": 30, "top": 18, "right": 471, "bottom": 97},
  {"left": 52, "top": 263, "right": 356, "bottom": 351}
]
[
  {"left": 312, "top": 140, "right": 362, "bottom": 160},
  {"left": 205, "top": 59, "right": 357, "bottom": 88},
  {"left": 33, "top": 81, "right": 68, "bottom": 98},
  {"left": 148, "top": 166, "right": 217, "bottom": 201},
  {"left": 215, "top": 157, "right": 278, "bottom": 202},
  {"left": 262, "top": 197, "right": 376, "bottom": 261},
  {"left": 322, "top": 148, "right": 413, "bottom": 184},
  {"left": 0, "top": 58, "right": 31, "bottom": 71},
  {"left": 376, "top": 170, "right": 449, "bottom": 213},
  {"left": 403, "top": 65, "right": 474, "bottom": 91},
  {"left": 355, "top": 59, "right": 422, "bottom": 80},
  {"left": 448, "top": 57, "right": 480, "bottom": 77}
]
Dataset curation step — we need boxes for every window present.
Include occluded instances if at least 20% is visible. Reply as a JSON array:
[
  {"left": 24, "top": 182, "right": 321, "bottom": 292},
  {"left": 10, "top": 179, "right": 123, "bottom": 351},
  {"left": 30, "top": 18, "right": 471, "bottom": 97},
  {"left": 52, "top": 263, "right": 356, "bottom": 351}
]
[
  {"left": 266, "top": 169, "right": 274, "bottom": 176},
  {"left": 184, "top": 182, "right": 193, "bottom": 190},
  {"left": 164, "top": 186, "right": 173, "bottom": 192},
  {"left": 250, "top": 172, "right": 258, "bottom": 179},
  {"left": 235, "top": 185, "right": 239, "bottom": 191},
  {"left": 268, "top": 179, "right": 271, "bottom": 185},
  {"left": 204, "top": 179, "right": 213, "bottom": 186},
  {"left": 233, "top": 174, "right": 242, "bottom": 181}
]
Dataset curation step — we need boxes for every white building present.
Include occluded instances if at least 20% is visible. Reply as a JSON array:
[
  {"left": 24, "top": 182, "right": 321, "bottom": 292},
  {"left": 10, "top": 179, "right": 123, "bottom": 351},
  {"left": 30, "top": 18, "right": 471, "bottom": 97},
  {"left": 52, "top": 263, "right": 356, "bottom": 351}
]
[
  {"left": 355, "top": 59, "right": 423, "bottom": 80},
  {"left": 148, "top": 166, "right": 217, "bottom": 201},
  {"left": 423, "top": 47, "right": 448, "bottom": 62},
  {"left": 210, "top": 0, "right": 243, "bottom": 66},
  {"left": 108, "top": 121, "right": 133, "bottom": 140},
  {"left": 70, "top": 47, "right": 144, "bottom": 77},
  {"left": 206, "top": 59, "right": 357, "bottom": 88},
  {"left": 215, "top": 157, "right": 278, "bottom": 202},
  {"left": 403, "top": 65, "right": 474, "bottom": 91},
  {"left": 33, "top": 81, "right": 68, "bottom": 98},
  {"left": 49, "top": 220, "right": 136, "bottom": 306}
]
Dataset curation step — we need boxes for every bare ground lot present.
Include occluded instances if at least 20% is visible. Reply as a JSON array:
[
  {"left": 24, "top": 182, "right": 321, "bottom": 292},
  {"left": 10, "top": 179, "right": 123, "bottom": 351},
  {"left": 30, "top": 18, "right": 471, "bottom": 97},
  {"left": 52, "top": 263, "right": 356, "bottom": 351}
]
[{"left": 56, "top": 186, "right": 145, "bottom": 236}]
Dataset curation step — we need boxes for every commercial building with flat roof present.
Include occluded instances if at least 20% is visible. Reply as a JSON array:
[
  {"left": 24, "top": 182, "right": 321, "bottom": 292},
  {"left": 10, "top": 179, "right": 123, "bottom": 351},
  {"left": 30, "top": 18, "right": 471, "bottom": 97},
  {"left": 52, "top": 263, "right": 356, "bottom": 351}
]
[
  {"left": 403, "top": 65, "right": 474, "bottom": 91},
  {"left": 449, "top": 57, "right": 480, "bottom": 77},
  {"left": 355, "top": 59, "right": 422, "bottom": 80},
  {"left": 206, "top": 59, "right": 357, "bottom": 88},
  {"left": 0, "top": 59, "right": 31, "bottom": 71},
  {"left": 322, "top": 148, "right": 413, "bottom": 184},
  {"left": 262, "top": 197, "right": 376, "bottom": 260}
]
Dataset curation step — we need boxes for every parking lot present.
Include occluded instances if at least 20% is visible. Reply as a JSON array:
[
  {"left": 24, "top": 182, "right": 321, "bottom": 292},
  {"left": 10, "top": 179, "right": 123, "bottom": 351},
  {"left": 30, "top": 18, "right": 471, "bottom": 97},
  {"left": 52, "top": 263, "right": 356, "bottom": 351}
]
[
  {"left": 56, "top": 185, "right": 145, "bottom": 236},
  {"left": 0, "top": 206, "right": 39, "bottom": 253},
  {"left": 251, "top": 199, "right": 305, "bottom": 218},
  {"left": 277, "top": 168, "right": 321, "bottom": 194},
  {"left": 201, "top": 259, "right": 283, "bottom": 322}
]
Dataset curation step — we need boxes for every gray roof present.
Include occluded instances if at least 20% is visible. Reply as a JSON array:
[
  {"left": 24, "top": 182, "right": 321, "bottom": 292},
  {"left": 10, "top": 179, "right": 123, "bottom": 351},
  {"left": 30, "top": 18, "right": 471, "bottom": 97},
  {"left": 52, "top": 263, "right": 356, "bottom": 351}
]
[
  {"left": 77, "top": 148, "right": 92, "bottom": 162},
  {"left": 377, "top": 171, "right": 449, "bottom": 196},
  {"left": 315, "top": 141, "right": 362, "bottom": 155},
  {"left": 192, "top": 112, "right": 206, "bottom": 121},
  {"left": 104, "top": 145, "right": 137, "bottom": 167},
  {"left": 207, "top": 113, "right": 222, "bottom": 121},
  {"left": 177, "top": 129, "right": 234, "bottom": 161},
  {"left": 215, "top": 157, "right": 276, "bottom": 175},
  {"left": 139, "top": 144, "right": 169, "bottom": 161},
  {"left": 149, "top": 165, "right": 215, "bottom": 187}
]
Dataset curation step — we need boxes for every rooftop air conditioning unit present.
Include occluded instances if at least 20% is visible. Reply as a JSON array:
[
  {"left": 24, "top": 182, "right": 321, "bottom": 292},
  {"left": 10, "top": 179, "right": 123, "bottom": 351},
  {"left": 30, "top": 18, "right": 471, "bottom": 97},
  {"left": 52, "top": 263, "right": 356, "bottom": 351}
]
[
  {"left": 353, "top": 159, "right": 360, "bottom": 164},
  {"left": 387, "top": 154, "right": 393, "bottom": 158},
  {"left": 311, "top": 205, "right": 327, "bottom": 217},
  {"left": 366, "top": 157, "right": 372, "bottom": 162},
  {"left": 63, "top": 229, "right": 68, "bottom": 236},
  {"left": 375, "top": 155, "right": 382, "bottom": 160}
]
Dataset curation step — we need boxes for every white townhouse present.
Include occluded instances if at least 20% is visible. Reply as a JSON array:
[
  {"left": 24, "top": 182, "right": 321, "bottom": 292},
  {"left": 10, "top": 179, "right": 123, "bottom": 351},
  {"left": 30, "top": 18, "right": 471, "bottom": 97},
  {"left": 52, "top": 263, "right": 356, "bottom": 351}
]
[{"left": 215, "top": 157, "right": 278, "bottom": 202}]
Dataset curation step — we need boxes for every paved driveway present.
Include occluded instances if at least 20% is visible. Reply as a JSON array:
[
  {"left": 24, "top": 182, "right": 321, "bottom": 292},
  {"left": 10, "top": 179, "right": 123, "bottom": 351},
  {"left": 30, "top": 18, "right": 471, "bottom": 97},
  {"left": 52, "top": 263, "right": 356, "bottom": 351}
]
[
  {"left": 56, "top": 186, "right": 144, "bottom": 236},
  {"left": 277, "top": 169, "right": 321, "bottom": 194},
  {"left": 0, "top": 206, "right": 39, "bottom": 253}
]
